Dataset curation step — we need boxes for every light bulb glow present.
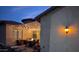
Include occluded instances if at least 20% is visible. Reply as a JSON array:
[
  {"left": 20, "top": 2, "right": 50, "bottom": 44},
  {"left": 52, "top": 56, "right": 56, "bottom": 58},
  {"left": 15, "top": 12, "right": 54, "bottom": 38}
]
[
  {"left": 65, "top": 29, "right": 69, "bottom": 32},
  {"left": 31, "top": 38, "right": 34, "bottom": 41},
  {"left": 65, "top": 26, "right": 69, "bottom": 34}
]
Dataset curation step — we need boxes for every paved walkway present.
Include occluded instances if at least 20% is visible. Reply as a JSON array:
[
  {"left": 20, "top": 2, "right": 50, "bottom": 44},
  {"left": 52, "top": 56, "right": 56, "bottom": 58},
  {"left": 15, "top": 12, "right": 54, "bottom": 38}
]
[
  {"left": 22, "top": 47, "right": 34, "bottom": 52},
  {"left": 11, "top": 45, "right": 35, "bottom": 52}
]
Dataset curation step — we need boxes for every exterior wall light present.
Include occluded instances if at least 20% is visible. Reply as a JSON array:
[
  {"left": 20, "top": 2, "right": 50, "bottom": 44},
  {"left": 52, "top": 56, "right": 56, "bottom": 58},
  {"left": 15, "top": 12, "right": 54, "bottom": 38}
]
[{"left": 65, "top": 26, "right": 69, "bottom": 34}]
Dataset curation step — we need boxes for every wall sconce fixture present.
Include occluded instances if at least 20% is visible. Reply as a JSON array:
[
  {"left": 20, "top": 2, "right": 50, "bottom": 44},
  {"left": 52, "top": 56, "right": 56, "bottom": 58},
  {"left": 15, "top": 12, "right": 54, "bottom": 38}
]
[{"left": 65, "top": 26, "right": 69, "bottom": 34}]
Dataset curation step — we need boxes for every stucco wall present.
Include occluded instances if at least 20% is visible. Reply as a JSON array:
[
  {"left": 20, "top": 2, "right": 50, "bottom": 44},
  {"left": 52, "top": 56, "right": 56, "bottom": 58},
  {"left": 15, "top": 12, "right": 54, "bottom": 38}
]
[
  {"left": 23, "top": 21, "right": 40, "bottom": 40},
  {"left": 40, "top": 14, "right": 51, "bottom": 52},
  {"left": 40, "top": 7, "right": 79, "bottom": 52},
  {"left": 6, "top": 24, "right": 23, "bottom": 46}
]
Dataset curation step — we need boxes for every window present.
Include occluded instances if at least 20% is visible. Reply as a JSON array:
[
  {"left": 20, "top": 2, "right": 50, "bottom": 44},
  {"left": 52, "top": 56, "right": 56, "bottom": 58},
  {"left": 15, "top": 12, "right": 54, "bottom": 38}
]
[
  {"left": 13, "top": 30, "right": 18, "bottom": 40},
  {"left": 13, "top": 30, "right": 23, "bottom": 40},
  {"left": 33, "top": 31, "right": 37, "bottom": 39}
]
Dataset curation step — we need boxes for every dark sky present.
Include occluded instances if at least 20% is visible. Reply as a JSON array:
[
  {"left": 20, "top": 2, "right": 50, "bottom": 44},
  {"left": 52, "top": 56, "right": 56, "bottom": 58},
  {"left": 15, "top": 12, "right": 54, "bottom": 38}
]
[{"left": 0, "top": 6, "right": 50, "bottom": 22}]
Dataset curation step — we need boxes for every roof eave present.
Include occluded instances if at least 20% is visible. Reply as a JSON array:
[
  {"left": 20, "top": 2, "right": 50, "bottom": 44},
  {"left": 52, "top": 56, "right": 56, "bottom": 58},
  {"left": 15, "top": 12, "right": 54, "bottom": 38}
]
[{"left": 35, "top": 6, "right": 64, "bottom": 22}]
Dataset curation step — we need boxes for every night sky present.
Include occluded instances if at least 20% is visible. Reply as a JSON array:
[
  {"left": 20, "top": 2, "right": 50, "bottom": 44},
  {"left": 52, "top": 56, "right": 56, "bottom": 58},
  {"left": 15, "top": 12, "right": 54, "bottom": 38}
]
[{"left": 0, "top": 6, "right": 50, "bottom": 22}]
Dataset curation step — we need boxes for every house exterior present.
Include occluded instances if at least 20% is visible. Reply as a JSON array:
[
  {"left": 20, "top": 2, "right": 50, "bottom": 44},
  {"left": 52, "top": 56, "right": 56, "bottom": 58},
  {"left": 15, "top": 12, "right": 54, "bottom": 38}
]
[
  {"left": 36, "top": 6, "right": 79, "bottom": 52},
  {"left": 0, "top": 19, "right": 40, "bottom": 46},
  {"left": 1, "top": 6, "right": 79, "bottom": 52},
  {"left": 0, "top": 20, "right": 21, "bottom": 46}
]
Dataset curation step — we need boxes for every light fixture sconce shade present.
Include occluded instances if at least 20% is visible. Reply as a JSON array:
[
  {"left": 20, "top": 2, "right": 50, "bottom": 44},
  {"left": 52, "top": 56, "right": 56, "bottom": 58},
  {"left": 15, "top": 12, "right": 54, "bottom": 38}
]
[{"left": 65, "top": 26, "right": 69, "bottom": 34}]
